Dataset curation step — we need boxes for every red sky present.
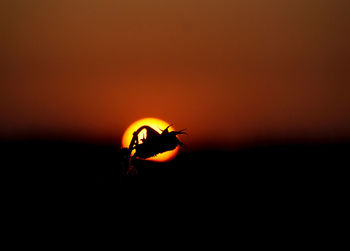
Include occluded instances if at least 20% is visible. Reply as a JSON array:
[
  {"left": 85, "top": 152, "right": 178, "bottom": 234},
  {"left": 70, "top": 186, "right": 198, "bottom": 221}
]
[{"left": 1, "top": 0, "right": 350, "bottom": 146}]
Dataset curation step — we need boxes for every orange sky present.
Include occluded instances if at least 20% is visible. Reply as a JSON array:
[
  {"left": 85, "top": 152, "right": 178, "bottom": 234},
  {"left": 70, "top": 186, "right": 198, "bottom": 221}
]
[{"left": 1, "top": 0, "right": 350, "bottom": 146}]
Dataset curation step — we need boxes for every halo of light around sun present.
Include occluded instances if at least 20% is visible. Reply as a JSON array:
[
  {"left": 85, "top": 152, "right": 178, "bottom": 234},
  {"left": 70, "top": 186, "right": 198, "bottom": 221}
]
[{"left": 122, "top": 118, "right": 180, "bottom": 162}]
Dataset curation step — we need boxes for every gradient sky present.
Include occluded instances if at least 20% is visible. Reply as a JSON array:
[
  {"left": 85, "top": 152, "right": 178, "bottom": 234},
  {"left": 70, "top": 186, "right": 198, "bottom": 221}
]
[{"left": 1, "top": 0, "right": 349, "bottom": 146}]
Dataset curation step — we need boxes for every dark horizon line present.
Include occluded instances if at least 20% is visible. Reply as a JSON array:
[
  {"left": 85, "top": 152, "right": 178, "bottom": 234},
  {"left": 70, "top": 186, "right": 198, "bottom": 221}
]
[{"left": 1, "top": 133, "right": 349, "bottom": 151}]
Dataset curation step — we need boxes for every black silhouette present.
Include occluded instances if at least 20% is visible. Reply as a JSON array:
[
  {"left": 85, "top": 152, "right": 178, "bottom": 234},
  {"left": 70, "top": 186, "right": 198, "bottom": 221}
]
[{"left": 121, "top": 125, "right": 186, "bottom": 175}]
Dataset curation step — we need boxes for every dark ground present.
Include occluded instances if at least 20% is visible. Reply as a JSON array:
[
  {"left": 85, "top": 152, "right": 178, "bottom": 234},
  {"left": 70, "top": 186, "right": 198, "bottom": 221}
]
[
  {"left": 1, "top": 139, "right": 346, "bottom": 247},
  {"left": 1, "top": 139, "right": 348, "bottom": 204}
]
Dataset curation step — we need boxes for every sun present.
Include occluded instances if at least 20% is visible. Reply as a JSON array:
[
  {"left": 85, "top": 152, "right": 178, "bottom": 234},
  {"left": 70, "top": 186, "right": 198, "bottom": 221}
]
[{"left": 122, "top": 117, "right": 180, "bottom": 162}]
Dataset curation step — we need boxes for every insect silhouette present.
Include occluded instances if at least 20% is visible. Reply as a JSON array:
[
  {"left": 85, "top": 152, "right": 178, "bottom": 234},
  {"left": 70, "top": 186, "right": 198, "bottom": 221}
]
[{"left": 121, "top": 125, "right": 186, "bottom": 175}]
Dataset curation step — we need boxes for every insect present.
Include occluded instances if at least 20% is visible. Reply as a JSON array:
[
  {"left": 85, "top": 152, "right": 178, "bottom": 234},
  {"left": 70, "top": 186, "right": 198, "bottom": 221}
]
[
  {"left": 129, "top": 125, "right": 186, "bottom": 159},
  {"left": 121, "top": 125, "right": 186, "bottom": 175}
]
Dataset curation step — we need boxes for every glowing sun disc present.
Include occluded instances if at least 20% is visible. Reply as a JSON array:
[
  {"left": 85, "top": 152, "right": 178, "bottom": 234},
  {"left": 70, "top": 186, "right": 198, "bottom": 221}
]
[{"left": 122, "top": 118, "right": 180, "bottom": 162}]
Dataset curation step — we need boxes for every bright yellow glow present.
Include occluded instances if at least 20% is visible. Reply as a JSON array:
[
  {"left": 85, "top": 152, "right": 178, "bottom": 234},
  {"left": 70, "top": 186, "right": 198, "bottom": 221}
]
[{"left": 122, "top": 117, "right": 180, "bottom": 162}]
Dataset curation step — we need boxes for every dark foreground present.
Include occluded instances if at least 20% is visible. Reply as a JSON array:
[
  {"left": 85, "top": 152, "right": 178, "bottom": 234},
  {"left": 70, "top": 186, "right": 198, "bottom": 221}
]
[{"left": 1, "top": 139, "right": 348, "bottom": 205}]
